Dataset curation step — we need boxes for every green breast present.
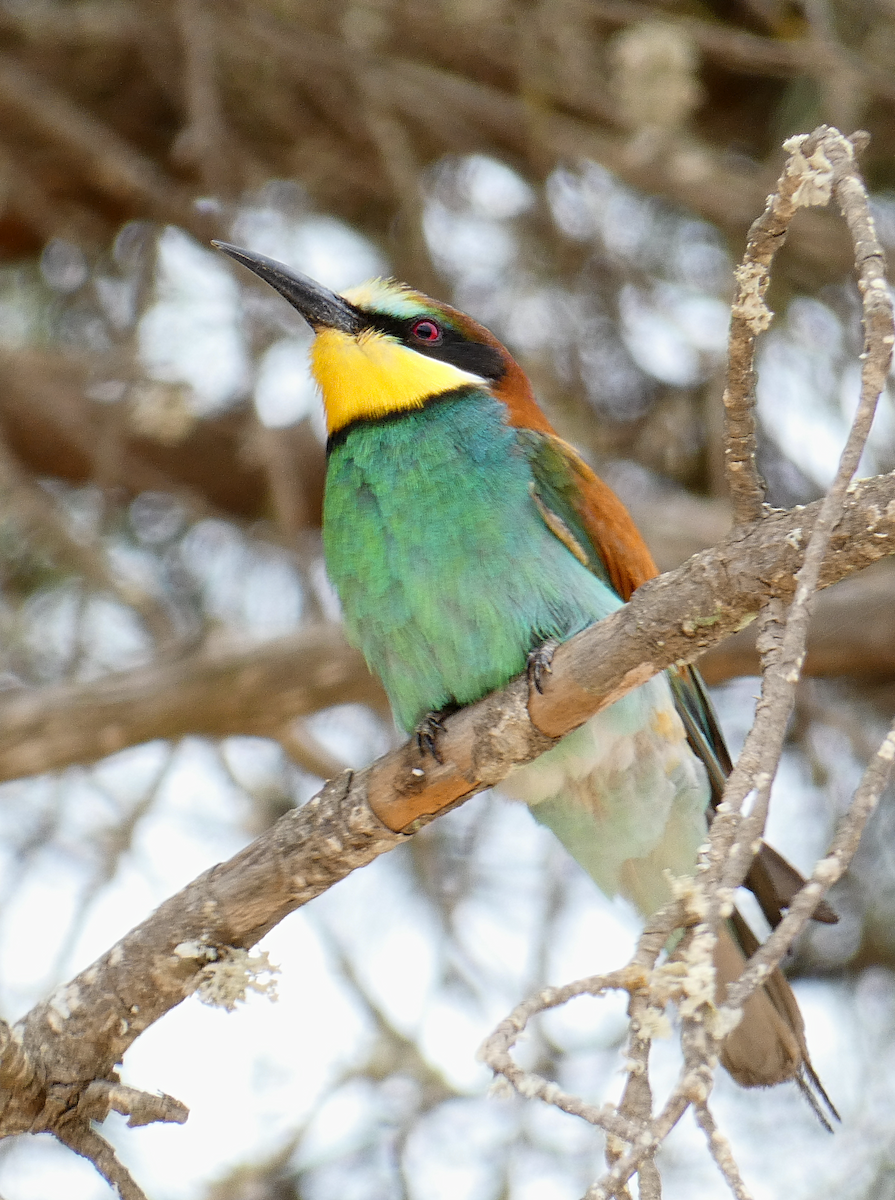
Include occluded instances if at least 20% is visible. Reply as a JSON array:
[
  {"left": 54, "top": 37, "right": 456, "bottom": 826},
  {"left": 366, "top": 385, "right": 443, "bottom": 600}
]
[{"left": 323, "top": 391, "right": 622, "bottom": 730}]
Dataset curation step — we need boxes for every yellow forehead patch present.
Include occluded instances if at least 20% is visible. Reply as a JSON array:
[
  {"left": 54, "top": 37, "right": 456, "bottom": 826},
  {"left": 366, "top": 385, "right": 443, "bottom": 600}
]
[{"left": 310, "top": 327, "right": 485, "bottom": 434}]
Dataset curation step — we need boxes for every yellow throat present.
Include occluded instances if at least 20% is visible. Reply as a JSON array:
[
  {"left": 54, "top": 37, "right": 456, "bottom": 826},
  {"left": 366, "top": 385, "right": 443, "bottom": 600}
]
[{"left": 310, "top": 327, "right": 487, "bottom": 435}]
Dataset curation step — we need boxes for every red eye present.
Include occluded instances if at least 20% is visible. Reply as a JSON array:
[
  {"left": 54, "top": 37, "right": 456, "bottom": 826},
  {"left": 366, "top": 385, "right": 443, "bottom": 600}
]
[{"left": 411, "top": 318, "right": 442, "bottom": 344}]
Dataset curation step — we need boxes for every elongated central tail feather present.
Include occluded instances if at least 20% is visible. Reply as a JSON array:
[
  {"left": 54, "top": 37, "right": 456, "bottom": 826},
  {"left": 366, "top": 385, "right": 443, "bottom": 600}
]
[{"left": 715, "top": 911, "right": 838, "bottom": 1127}]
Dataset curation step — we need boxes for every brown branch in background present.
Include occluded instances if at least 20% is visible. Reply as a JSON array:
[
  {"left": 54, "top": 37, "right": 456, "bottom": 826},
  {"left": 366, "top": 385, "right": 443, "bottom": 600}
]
[
  {"left": 0, "top": 147, "right": 106, "bottom": 244},
  {"left": 0, "top": 52, "right": 209, "bottom": 239},
  {"left": 0, "top": 622, "right": 383, "bottom": 782},
  {"left": 0, "top": 350, "right": 329, "bottom": 536},
  {"left": 0, "top": 470, "right": 888, "bottom": 787},
  {"left": 696, "top": 562, "right": 895, "bottom": 685},
  {"left": 175, "top": 0, "right": 229, "bottom": 197}
]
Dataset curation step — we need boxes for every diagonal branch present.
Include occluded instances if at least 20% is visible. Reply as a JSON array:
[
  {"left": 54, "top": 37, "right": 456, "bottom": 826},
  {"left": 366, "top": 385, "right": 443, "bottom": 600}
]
[
  {"left": 0, "top": 51, "right": 213, "bottom": 239},
  {"left": 0, "top": 470, "right": 889, "bottom": 786},
  {"left": 0, "top": 466, "right": 893, "bottom": 1164}
]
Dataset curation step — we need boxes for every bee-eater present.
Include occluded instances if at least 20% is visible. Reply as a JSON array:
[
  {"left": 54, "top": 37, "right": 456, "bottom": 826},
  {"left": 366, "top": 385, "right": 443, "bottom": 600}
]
[{"left": 214, "top": 241, "right": 836, "bottom": 1121}]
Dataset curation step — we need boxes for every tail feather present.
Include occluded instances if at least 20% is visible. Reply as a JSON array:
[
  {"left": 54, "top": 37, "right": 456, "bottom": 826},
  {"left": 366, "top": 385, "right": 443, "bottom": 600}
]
[
  {"left": 747, "top": 842, "right": 839, "bottom": 928},
  {"left": 714, "top": 911, "right": 838, "bottom": 1128}
]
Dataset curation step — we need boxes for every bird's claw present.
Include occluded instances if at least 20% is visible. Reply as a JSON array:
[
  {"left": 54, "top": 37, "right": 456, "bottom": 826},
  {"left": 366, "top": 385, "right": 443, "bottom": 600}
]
[
  {"left": 415, "top": 710, "right": 448, "bottom": 764},
  {"left": 527, "top": 639, "right": 558, "bottom": 695}
]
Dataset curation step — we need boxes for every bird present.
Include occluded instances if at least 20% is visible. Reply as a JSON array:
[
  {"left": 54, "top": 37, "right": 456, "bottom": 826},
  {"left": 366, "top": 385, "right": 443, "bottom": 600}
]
[{"left": 213, "top": 240, "right": 838, "bottom": 1123}]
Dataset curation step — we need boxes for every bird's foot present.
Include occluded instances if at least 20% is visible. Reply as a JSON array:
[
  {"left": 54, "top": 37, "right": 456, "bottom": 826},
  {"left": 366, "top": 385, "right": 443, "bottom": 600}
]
[
  {"left": 414, "top": 704, "right": 458, "bottom": 764},
  {"left": 527, "top": 639, "right": 559, "bottom": 695}
]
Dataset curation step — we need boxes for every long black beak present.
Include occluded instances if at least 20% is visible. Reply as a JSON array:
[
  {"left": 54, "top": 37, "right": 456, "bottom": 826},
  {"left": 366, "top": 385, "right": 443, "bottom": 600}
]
[{"left": 212, "top": 241, "right": 360, "bottom": 335}]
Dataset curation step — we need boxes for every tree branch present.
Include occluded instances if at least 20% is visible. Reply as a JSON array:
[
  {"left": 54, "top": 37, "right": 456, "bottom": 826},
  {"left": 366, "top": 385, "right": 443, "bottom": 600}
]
[
  {"left": 0, "top": 52, "right": 211, "bottom": 239},
  {"left": 479, "top": 126, "right": 894, "bottom": 1200},
  {"left": 697, "top": 562, "right": 895, "bottom": 684},
  {"left": 0, "top": 114, "right": 891, "bottom": 1197},
  {"left": 0, "top": 461, "right": 893, "bottom": 1167},
  {"left": 0, "top": 624, "right": 383, "bottom": 782},
  {"left": 0, "top": 471, "right": 890, "bottom": 784},
  {"left": 705, "top": 126, "right": 891, "bottom": 905}
]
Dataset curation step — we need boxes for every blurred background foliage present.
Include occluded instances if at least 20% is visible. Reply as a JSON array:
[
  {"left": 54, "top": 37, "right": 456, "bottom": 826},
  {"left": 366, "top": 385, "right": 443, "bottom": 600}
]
[{"left": 0, "top": 0, "right": 894, "bottom": 1197}]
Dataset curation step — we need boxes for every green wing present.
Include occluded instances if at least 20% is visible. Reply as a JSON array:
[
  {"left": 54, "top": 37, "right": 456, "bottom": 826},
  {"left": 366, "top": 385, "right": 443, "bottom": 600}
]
[{"left": 520, "top": 426, "right": 838, "bottom": 929}]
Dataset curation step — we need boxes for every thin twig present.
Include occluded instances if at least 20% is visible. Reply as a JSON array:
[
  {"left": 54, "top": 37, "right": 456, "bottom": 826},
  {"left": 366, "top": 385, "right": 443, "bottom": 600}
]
[
  {"left": 481, "top": 128, "right": 893, "bottom": 1200},
  {"left": 56, "top": 1124, "right": 151, "bottom": 1200},
  {"left": 722, "top": 128, "right": 818, "bottom": 522},
  {"left": 723, "top": 716, "right": 895, "bottom": 1013},
  {"left": 479, "top": 967, "right": 649, "bottom": 1142},
  {"left": 693, "top": 1102, "right": 754, "bottom": 1200},
  {"left": 706, "top": 126, "right": 893, "bottom": 904},
  {"left": 613, "top": 991, "right": 660, "bottom": 1200},
  {"left": 479, "top": 911, "right": 678, "bottom": 1152},
  {"left": 176, "top": 0, "right": 229, "bottom": 195},
  {"left": 583, "top": 1091, "right": 691, "bottom": 1200}
]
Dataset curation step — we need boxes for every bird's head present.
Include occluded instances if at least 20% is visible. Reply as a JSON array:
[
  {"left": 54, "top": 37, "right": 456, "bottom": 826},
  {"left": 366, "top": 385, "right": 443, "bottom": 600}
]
[{"left": 213, "top": 242, "right": 551, "bottom": 442}]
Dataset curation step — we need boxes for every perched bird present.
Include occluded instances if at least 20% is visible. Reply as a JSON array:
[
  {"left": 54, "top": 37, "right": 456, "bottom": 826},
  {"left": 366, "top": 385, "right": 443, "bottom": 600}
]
[{"left": 214, "top": 241, "right": 837, "bottom": 1121}]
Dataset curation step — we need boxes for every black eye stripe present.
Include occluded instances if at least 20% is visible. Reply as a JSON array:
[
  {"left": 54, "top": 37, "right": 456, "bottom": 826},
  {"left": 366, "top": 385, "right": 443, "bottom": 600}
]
[
  {"left": 347, "top": 305, "right": 506, "bottom": 382},
  {"left": 349, "top": 306, "right": 450, "bottom": 345}
]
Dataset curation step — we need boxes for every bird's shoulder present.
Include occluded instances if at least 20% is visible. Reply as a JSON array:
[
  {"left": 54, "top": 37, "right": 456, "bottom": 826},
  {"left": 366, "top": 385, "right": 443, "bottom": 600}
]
[{"left": 514, "top": 426, "right": 658, "bottom": 602}]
